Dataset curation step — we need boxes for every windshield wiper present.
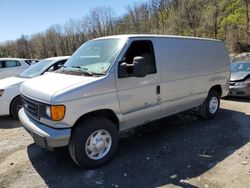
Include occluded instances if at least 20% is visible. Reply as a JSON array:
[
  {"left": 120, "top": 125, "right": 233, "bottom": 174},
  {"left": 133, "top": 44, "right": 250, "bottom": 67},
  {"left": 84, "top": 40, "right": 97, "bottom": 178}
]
[
  {"left": 91, "top": 72, "right": 106, "bottom": 77},
  {"left": 71, "top": 66, "right": 93, "bottom": 76}
]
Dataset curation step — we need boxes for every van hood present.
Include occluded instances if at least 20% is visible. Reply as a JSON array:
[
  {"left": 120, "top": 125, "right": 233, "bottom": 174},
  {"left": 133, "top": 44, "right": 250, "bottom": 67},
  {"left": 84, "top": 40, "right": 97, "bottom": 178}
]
[
  {"left": 0, "top": 76, "right": 27, "bottom": 89},
  {"left": 20, "top": 72, "right": 100, "bottom": 102},
  {"left": 230, "top": 71, "right": 250, "bottom": 81}
]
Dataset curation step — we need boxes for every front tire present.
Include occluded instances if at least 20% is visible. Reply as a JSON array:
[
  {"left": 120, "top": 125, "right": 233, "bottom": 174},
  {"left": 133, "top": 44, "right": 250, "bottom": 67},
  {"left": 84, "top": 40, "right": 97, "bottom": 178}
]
[
  {"left": 199, "top": 90, "right": 220, "bottom": 119},
  {"left": 10, "top": 96, "right": 22, "bottom": 120},
  {"left": 69, "top": 117, "right": 119, "bottom": 169}
]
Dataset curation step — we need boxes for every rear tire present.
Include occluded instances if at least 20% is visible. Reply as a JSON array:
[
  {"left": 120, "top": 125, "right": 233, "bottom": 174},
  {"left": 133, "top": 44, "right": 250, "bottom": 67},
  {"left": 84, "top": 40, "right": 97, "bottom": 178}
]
[
  {"left": 69, "top": 117, "right": 118, "bottom": 169},
  {"left": 199, "top": 90, "right": 220, "bottom": 119},
  {"left": 10, "top": 96, "right": 22, "bottom": 120}
]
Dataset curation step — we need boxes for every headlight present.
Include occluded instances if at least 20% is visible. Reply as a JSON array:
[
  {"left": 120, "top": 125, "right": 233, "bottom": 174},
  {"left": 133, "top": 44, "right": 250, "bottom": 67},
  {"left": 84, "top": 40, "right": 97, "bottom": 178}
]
[
  {"left": 0, "top": 89, "right": 4, "bottom": 96},
  {"left": 245, "top": 79, "right": 250, "bottom": 85},
  {"left": 46, "top": 106, "right": 51, "bottom": 117},
  {"left": 235, "top": 81, "right": 246, "bottom": 86},
  {"left": 46, "top": 105, "right": 65, "bottom": 121}
]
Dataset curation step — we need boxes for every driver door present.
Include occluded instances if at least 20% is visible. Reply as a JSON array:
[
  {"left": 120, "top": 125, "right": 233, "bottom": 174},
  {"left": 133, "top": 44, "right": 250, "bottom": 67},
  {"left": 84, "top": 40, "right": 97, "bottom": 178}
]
[{"left": 115, "top": 40, "right": 161, "bottom": 130}]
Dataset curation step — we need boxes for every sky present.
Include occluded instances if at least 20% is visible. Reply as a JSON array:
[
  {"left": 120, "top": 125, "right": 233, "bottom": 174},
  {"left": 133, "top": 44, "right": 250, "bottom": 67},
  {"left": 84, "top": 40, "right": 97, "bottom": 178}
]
[{"left": 0, "top": 0, "right": 147, "bottom": 42}]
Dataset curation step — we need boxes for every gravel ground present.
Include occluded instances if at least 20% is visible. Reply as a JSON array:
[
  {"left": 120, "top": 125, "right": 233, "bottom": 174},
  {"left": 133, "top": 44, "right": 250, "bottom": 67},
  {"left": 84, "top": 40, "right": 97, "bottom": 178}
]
[{"left": 0, "top": 98, "right": 249, "bottom": 188}]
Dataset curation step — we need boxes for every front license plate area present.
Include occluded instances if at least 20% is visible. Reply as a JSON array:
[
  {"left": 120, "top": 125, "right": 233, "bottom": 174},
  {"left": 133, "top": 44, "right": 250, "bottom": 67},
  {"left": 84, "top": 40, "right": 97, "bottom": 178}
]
[{"left": 33, "top": 132, "right": 46, "bottom": 148}]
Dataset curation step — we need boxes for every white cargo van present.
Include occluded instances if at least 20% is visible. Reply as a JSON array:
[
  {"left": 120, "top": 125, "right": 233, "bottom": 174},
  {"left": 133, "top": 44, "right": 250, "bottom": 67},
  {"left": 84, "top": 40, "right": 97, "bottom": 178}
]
[{"left": 18, "top": 35, "right": 230, "bottom": 168}]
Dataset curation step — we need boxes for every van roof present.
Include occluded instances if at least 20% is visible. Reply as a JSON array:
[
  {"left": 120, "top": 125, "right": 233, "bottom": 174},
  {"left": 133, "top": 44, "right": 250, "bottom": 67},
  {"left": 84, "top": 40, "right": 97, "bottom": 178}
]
[
  {"left": 43, "top": 56, "right": 70, "bottom": 61},
  {"left": 0, "top": 58, "right": 27, "bottom": 61},
  {"left": 94, "top": 34, "right": 221, "bottom": 42}
]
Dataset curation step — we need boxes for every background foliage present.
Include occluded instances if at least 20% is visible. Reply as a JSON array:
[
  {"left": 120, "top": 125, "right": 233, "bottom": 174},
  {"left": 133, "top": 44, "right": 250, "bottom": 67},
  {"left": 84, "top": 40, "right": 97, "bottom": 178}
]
[{"left": 0, "top": 0, "right": 249, "bottom": 58}]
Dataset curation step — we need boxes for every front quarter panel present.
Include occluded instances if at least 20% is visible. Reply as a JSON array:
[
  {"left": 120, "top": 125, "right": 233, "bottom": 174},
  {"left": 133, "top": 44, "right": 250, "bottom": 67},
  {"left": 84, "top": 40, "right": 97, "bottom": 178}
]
[
  {"left": 0, "top": 83, "right": 21, "bottom": 115},
  {"left": 50, "top": 73, "right": 122, "bottom": 128}
]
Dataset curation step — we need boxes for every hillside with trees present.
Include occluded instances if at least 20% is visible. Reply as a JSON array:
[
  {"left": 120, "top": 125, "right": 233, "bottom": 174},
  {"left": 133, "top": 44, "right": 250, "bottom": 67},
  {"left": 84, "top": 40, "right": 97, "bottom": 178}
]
[{"left": 0, "top": 0, "right": 249, "bottom": 58}]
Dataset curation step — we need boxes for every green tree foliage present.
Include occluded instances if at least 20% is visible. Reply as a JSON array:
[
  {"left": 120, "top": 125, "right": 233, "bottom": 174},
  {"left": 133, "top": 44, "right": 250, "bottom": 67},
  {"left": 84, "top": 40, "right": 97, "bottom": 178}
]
[{"left": 0, "top": 0, "right": 249, "bottom": 58}]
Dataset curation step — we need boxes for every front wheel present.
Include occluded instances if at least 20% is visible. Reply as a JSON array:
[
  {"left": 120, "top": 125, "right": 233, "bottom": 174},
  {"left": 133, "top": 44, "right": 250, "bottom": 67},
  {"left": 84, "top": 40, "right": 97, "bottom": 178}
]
[
  {"left": 10, "top": 96, "right": 22, "bottom": 120},
  {"left": 199, "top": 90, "right": 220, "bottom": 119},
  {"left": 69, "top": 117, "right": 119, "bottom": 169}
]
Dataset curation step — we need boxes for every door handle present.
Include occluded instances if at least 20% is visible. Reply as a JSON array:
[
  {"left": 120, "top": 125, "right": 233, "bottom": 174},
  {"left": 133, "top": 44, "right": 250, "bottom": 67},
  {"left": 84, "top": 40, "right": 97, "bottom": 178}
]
[{"left": 156, "top": 85, "right": 160, "bottom": 95}]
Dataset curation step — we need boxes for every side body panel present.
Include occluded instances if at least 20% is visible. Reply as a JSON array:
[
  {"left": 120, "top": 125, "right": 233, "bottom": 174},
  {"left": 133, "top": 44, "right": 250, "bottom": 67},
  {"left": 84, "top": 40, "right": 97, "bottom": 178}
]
[
  {"left": 0, "top": 83, "right": 22, "bottom": 115},
  {"left": 154, "top": 38, "right": 230, "bottom": 118}
]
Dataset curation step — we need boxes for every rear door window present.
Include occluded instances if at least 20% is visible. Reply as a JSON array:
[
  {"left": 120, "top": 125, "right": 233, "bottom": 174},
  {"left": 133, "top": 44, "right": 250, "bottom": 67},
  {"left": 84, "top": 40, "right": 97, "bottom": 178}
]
[
  {"left": 5, "top": 61, "right": 21, "bottom": 68},
  {"left": 0, "top": 61, "right": 3, "bottom": 68}
]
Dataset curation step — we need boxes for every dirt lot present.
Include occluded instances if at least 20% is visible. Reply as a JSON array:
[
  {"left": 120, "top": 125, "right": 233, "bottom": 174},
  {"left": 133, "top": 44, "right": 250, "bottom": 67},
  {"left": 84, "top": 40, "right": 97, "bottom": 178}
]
[{"left": 0, "top": 98, "right": 249, "bottom": 188}]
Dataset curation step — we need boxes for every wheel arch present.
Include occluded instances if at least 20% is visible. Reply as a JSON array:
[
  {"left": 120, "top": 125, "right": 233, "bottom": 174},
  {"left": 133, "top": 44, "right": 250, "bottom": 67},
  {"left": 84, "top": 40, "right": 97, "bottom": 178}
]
[
  {"left": 209, "top": 85, "right": 222, "bottom": 97},
  {"left": 73, "top": 109, "right": 120, "bottom": 130},
  {"left": 9, "top": 94, "right": 21, "bottom": 115}
]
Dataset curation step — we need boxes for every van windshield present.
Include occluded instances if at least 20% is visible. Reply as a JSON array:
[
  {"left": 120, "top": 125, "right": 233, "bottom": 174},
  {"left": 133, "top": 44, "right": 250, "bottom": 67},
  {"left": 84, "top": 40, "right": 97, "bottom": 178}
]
[{"left": 62, "top": 38, "right": 126, "bottom": 76}]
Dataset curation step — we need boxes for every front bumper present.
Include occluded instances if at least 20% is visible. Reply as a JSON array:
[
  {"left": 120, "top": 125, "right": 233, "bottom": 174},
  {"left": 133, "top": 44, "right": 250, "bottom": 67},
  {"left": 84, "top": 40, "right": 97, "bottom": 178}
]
[
  {"left": 18, "top": 108, "right": 71, "bottom": 148},
  {"left": 228, "top": 85, "right": 250, "bottom": 97}
]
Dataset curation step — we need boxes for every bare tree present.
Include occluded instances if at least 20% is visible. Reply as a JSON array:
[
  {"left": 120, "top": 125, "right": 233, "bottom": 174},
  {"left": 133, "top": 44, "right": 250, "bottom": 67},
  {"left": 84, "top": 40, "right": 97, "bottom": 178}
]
[
  {"left": 86, "top": 7, "right": 116, "bottom": 37},
  {"left": 183, "top": 0, "right": 203, "bottom": 36}
]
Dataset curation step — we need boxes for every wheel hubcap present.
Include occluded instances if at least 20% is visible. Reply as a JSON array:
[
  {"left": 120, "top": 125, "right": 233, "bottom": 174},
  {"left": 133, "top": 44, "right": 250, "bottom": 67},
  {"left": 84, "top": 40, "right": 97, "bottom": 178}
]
[
  {"left": 209, "top": 97, "right": 219, "bottom": 114},
  {"left": 85, "top": 129, "right": 112, "bottom": 160}
]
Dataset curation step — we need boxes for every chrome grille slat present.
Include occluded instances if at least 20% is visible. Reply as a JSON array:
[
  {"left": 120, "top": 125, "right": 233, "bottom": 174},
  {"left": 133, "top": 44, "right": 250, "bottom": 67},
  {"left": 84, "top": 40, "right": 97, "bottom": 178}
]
[
  {"left": 26, "top": 107, "right": 37, "bottom": 114},
  {"left": 23, "top": 99, "right": 36, "bottom": 108},
  {"left": 23, "top": 101, "right": 37, "bottom": 112},
  {"left": 21, "top": 95, "right": 40, "bottom": 120},
  {"left": 229, "top": 81, "right": 236, "bottom": 86}
]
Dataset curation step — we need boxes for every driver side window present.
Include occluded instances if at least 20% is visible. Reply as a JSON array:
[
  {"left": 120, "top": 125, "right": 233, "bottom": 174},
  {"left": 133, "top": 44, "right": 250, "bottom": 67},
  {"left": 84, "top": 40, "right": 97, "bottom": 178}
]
[{"left": 122, "top": 40, "right": 157, "bottom": 75}]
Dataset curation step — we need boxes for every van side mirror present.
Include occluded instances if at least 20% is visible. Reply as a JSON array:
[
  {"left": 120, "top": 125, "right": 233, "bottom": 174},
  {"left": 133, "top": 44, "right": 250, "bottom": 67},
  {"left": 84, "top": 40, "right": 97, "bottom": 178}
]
[
  {"left": 118, "top": 62, "right": 130, "bottom": 78},
  {"left": 133, "top": 56, "right": 146, "bottom": 77},
  {"left": 118, "top": 56, "right": 146, "bottom": 78}
]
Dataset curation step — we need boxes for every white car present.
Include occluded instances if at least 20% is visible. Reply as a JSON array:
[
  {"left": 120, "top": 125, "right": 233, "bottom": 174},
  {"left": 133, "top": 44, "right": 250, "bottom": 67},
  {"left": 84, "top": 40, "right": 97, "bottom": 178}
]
[
  {"left": 0, "top": 58, "right": 32, "bottom": 80},
  {"left": 0, "top": 56, "right": 69, "bottom": 119}
]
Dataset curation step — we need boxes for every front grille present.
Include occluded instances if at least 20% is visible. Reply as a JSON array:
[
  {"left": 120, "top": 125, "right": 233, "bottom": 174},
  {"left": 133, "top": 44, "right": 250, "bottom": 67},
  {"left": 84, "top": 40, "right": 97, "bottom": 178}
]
[
  {"left": 22, "top": 95, "right": 40, "bottom": 120},
  {"left": 229, "top": 81, "right": 236, "bottom": 86},
  {"left": 236, "top": 91, "right": 245, "bottom": 95}
]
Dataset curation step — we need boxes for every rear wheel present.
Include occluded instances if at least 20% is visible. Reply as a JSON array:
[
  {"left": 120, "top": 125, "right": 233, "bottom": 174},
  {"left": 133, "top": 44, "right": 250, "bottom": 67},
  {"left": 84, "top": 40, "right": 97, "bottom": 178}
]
[
  {"left": 69, "top": 117, "right": 118, "bottom": 169},
  {"left": 10, "top": 96, "right": 22, "bottom": 120},
  {"left": 199, "top": 90, "right": 220, "bottom": 119}
]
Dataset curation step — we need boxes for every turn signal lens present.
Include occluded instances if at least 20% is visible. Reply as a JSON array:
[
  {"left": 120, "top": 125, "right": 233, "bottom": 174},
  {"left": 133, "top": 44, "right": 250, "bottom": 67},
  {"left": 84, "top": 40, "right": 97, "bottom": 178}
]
[
  {"left": 0, "top": 89, "right": 4, "bottom": 96},
  {"left": 50, "top": 105, "right": 65, "bottom": 121}
]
